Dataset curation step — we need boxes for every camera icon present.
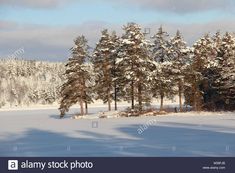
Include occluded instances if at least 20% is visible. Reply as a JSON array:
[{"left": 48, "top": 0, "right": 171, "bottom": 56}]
[
  {"left": 92, "top": 121, "right": 99, "bottom": 128},
  {"left": 8, "top": 160, "right": 18, "bottom": 170}
]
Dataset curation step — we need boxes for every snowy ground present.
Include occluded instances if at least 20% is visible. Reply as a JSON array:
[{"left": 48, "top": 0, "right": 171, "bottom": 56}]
[{"left": 0, "top": 106, "right": 235, "bottom": 157}]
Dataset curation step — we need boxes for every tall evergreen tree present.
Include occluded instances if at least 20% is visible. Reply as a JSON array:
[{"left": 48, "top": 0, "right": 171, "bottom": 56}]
[
  {"left": 188, "top": 34, "right": 215, "bottom": 111},
  {"left": 201, "top": 31, "right": 222, "bottom": 110},
  {"left": 59, "top": 36, "right": 92, "bottom": 117},
  {"left": 110, "top": 31, "right": 121, "bottom": 110},
  {"left": 151, "top": 26, "right": 172, "bottom": 111},
  {"left": 92, "top": 29, "right": 114, "bottom": 111},
  {"left": 170, "top": 30, "right": 190, "bottom": 111},
  {"left": 117, "top": 23, "right": 153, "bottom": 111},
  {"left": 214, "top": 32, "right": 235, "bottom": 110}
]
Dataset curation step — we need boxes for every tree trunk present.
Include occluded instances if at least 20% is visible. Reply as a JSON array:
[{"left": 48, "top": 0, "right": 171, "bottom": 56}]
[
  {"left": 85, "top": 101, "right": 88, "bottom": 114},
  {"left": 178, "top": 81, "right": 183, "bottom": 112},
  {"left": 80, "top": 77, "right": 85, "bottom": 115},
  {"left": 138, "top": 83, "right": 142, "bottom": 112},
  {"left": 80, "top": 99, "right": 84, "bottom": 115},
  {"left": 108, "top": 97, "right": 111, "bottom": 111},
  {"left": 60, "top": 110, "right": 65, "bottom": 118},
  {"left": 160, "top": 93, "right": 164, "bottom": 111},
  {"left": 192, "top": 77, "right": 201, "bottom": 112},
  {"left": 131, "top": 80, "right": 134, "bottom": 109},
  {"left": 194, "top": 95, "right": 197, "bottom": 111},
  {"left": 193, "top": 86, "right": 198, "bottom": 111},
  {"left": 114, "top": 84, "right": 117, "bottom": 111}
]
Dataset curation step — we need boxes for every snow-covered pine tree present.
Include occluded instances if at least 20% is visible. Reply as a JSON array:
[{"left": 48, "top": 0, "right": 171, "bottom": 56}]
[
  {"left": 187, "top": 34, "right": 215, "bottom": 111},
  {"left": 169, "top": 30, "right": 190, "bottom": 112},
  {"left": 213, "top": 31, "right": 223, "bottom": 57},
  {"left": 214, "top": 32, "right": 235, "bottom": 110},
  {"left": 117, "top": 23, "right": 153, "bottom": 111},
  {"left": 152, "top": 26, "right": 171, "bottom": 63},
  {"left": 151, "top": 26, "right": 173, "bottom": 111},
  {"left": 59, "top": 36, "right": 92, "bottom": 117},
  {"left": 110, "top": 31, "right": 122, "bottom": 110},
  {"left": 92, "top": 29, "right": 114, "bottom": 111},
  {"left": 201, "top": 31, "right": 223, "bottom": 110}
]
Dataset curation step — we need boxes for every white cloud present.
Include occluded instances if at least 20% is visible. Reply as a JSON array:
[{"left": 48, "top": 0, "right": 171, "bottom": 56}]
[
  {"left": 1, "top": 0, "right": 234, "bottom": 13},
  {"left": 114, "top": 0, "right": 235, "bottom": 14},
  {"left": 145, "top": 20, "right": 235, "bottom": 44},
  {"left": 0, "top": 20, "right": 235, "bottom": 61},
  {"left": 0, "top": 20, "right": 17, "bottom": 30},
  {"left": 0, "top": 21, "right": 120, "bottom": 61},
  {"left": 0, "top": 0, "right": 74, "bottom": 9}
]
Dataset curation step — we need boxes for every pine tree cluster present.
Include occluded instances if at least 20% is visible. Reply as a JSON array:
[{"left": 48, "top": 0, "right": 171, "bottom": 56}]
[
  {"left": 0, "top": 23, "right": 233, "bottom": 113},
  {"left": 59, "top": 23, "right": 235, "bottom": 117}
]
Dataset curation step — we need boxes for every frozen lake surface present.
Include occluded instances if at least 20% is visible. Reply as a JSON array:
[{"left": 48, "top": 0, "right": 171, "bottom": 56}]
[{"left": 0, "top": 107, "right": 235, "bottom": 157}]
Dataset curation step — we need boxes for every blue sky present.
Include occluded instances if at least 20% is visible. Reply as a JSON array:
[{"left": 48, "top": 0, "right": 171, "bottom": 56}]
[
  {"left": 0, "top": 0, "right": 235, "bottom": 61},
  {"left": 1, "top": 1, "right": 232, "bottom": 25}
]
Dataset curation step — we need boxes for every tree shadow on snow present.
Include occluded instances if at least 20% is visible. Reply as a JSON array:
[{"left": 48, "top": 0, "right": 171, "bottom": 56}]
[
  {"left": 49, "top": 114, "right": 74, "bottom": 119},
  {"left": 0, "top": 123, "right": 235, "bottom": 157},
  {"left": 158, "top": 122, "right": 235, "bottom": 132}
]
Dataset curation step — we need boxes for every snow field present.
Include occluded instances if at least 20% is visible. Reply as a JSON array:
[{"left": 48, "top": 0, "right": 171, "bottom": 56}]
[{"left": 0, "top": 107, "right": 234, "bottom": 157}]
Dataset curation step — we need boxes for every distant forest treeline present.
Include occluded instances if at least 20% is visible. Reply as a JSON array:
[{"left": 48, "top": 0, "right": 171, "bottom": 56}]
[{"left": 0, "top": 59, "right": 65, "bottom": 107}]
